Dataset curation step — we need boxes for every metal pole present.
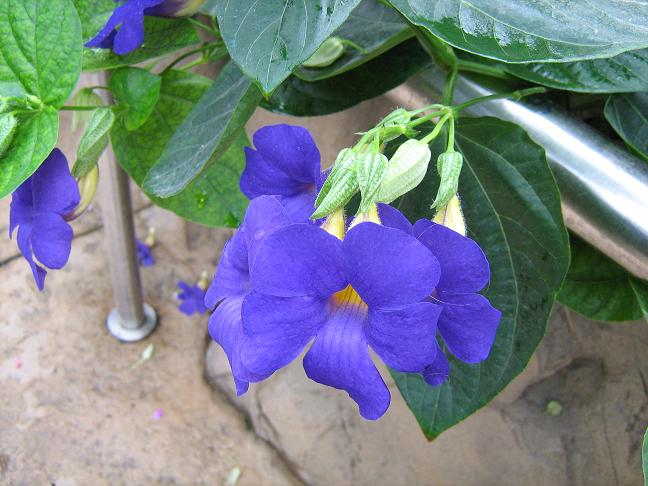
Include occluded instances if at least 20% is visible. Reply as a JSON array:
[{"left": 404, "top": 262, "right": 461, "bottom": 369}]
[
  {"left": 390, "top": 68, "right": 648, "bottom": 280},
  {"left": 96, "top": 72, "right": 157, "bottom": 342}
]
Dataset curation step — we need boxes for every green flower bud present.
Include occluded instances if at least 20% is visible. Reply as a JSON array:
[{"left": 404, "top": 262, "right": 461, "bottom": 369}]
[
  {"left": 432, "top": 151, "right": 463, "bottom": 209},
  {"left": 382, "top": 108, "right": 412, "bottom": 127},
  {"left": 303, "top": 37, "right": 345, "bottom": 68},
  {"left": 356, "top": 151, "right": 388, "bottom": 213},
  {"left": 312, "top": 149, "right": 359, "bottom": 219},
  {"left": 66, "top": 165, "right": 99, "bottom": 221},
  {"left": 0, "top": 113, "right": 18, "bottom": 159},
  {"left": 375, "top": 140, "right": 431, "bottom": 204}
]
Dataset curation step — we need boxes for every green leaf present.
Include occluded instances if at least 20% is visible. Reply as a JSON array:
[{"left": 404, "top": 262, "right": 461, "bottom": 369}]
[
  {"left": 0, "top": 113, "right": 18, "bottom": 158},
  {"left": 495, "top": 49, "right": 648, "bottom": 94},
  {"left": 0, "top": 107, "right": 58, "bottom": 198},
  {"left": 389, "top": 0, "right": 648, "bottom": 64},
  {"left": 71, "top": 0, "right": 115, "bottom": 39},
  {"left": 143, "top": 62, "right": 262, "bottom": 198},
  {"left": 112, "top": 70, "right": 249, "bottom": 228},
  {"left": 294, "top": 0, "right": 412, "bottom": 82},
  {"left": 604, "top": 93, "right": 648, "bottom": 162},
  {"left": 558, "top": 235, "right": 648, "bottom": 322},
  {"left": 263, "top": 38, "right": 430, "bottom": 116},
  {"left": 0, "top": 0, "right": 82, "bottom": 107},
  {"left": 74, "top": 107, "right": 115, "bottom": 177},
  {"left": 391, "top": 117, "right": 569, "bottom": 439},
  {"left": 109, "top": 67, "right": 161, "bottom": 131},
  {"left": 211, "top": 0, "right": 362, "bottom": 94},
  {"left": 82, "top": 17, "right": 200, "bottom": 71},
  {"left": 70, "top": 87, "right": 103, "bottom": 132}
]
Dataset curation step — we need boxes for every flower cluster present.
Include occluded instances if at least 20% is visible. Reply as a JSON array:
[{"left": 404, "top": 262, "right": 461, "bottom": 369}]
[
  {"left": 86, "top": 0, "right": 204, "bottom": 55},
  {"left": 206, "top": 125, "right": 501, "bottom": 419}
]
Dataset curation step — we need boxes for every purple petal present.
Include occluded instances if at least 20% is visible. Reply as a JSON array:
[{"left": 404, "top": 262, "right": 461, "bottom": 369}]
[
  {"left": 436, "top": 293, "right": 501, "bottom": 363},
  {"left": 32, "top": 149, "right": 80, "bottom": 216},
  {"left": 177, "top": 281, "right": 207, "bottom": 316},
  {"left": 239, "top": 291, "right": 327, "bottom": 380},
  {"left": 136, "top": 239, "right": 155, "bottom": 266},
  {"left": 342, "top": 223, "right": 440, "bottom": 308},
  {"left": 250, "top": 224, "right": 346, "bottom": 298},
  {"left": 412, "top": 218, "right": 433, "bottom": 238},
  {"left": 279, "top": 190, "right": 317, "bottom": 224},
  {"left": 85, "top": 6, "right": 124, "bottom": 48},
  {"left": 9, "top": 178, "right": 33, "bottom": 237},
  {"left": 243, "top": 196, "right": 292, "bottom": 268},
  {"left": 303, "top": 305, "right": 391, "bottom": 420},
  {"left": 252, "top": 124, "right": 321, "bottom": 185},
  {"left": 30, "top": 213, "right": 73, "bottom": 270},
  {"left": 417, "top": 223, "right": 490, "bottom": 294},
  {"left": 240, "top": 147, "right": 312, "bottom": 199},
  {"left": 17, "top": 224, "right": 47, "bottom": 291},
  {"left": 112, "top": 9, "right": 146, "bottom": 55},
  {"left": 377, "top": 203, "right": 412, "bottom": 234},
  {"left": 422, "top": 343, "right": 450, "bottom": 386},
  {"left": 208, "top": 296, "right": 251, "bottom": 395},
  {"left": 367, "top": 302, "right": 442, "bottom": 373},
  {"left": 204, "top": 229, "right": 249, "bottom": 308}
]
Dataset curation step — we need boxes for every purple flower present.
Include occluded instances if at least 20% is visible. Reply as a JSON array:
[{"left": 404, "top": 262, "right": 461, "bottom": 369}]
[
  {"left": 9, "top": 149, "right": 80, "bottom": 291},
  {"left": 176, "top": 280, "right": 207, "bottom": 315},
  {"left": 377, "top": 204, "right": 502, "bottom": 386},
  {"left": 236, "top": 217, "right": 443, "bottom": 420},
  {"left": 240, "top": 124, "right": 322, "bottom": 222},
  {"left": 136, "top": 238, "right": 155, "bottom": 266},
  {"left": 85, "top": 0, "right": 204, "bottom": 55},
  {"left": 205, "top": 196, "right": 295, "bottom": 395}
]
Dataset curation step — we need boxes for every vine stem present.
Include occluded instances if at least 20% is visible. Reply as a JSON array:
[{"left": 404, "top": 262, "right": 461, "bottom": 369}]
[
  {"left": 60, "top": 106, "right": 101, "bottom": 111},
  {"left": 453, "top": 86, "right": 547, "bottom": 112},
  {"left": 420, "top": 112, "right": 451, "bottom": 144}
]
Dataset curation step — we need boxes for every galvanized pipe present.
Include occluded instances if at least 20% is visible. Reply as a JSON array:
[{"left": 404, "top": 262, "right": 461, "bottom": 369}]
[
  {"left": 389, "top": 68, "right": 648, "bottom": 279},
  {"left": 96, "top": 72, "right": 157, "bottom": 342}
]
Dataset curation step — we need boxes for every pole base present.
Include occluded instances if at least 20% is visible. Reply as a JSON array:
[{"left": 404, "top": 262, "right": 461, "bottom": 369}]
[{"left": 106, "top": 303, "right": 158, "bottom": 342}]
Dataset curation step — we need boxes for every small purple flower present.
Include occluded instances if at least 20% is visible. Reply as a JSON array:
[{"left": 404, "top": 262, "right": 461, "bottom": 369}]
[
  {"left": 237, "top": 219, "right": 443, "bottom": 420},
  {"left": 176, "top": 280, "right": 207, "bottom": 315},
  {"left": 136, "top": 238, "right": 155, "bottom": 266},
  {"left": 85, "top": 0, "right": 204, "bottom": 55},
  {"left": 240, "top": 124, "right": 322, "bottom": 222},
  {"left": 9, "top": 149, "right": 80, "bottom": 291},
  {"left": 377, "top": 204, "right": 502, "bottom": 386}
]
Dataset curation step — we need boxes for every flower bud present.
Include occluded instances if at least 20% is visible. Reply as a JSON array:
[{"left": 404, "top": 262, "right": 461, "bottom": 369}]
[
  {"left": 356, "top": 152, "right": 388, "bottom": 213},
  {"left": 146, "top": 0, "right": 205, "bottom": 17},
  {"left": 375, "top": 139, "right": 431, "bottom": 204},
  {"left": 0, "top": 113, "right": 18, "bottom": 159},
  {"left": 144, "top": 227, "right": 157, "bottom": 248},
  {"left": 197, "top": 270, "right": 210, "bottom": 291},
  {"left": 302, "top": 37, "right": 345, "bottom": 68},
  {"left": 312, "top": 149, "right": 359, "bottom": 219},
  {"left": 321, "top": 208, "right": 346, "bottom": 240},
  {"left": 65, "top": 165, "right": 99, "bottom": 221},
  {"left": 432, "top": 151, "right": 463, "bottom": 209},
  {"left": 433, "top": 194, "right": 466, "bottom": 236}
]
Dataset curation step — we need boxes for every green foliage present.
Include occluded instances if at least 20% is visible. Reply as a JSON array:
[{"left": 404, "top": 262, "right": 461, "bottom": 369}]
[
  {"left": 558, "top": 236, "right": 648, "bottom": 322},
  {"left": 82, "top": 18, "right": 200, "bottom": 71},
  {"left": 211, "top": 0, "right": 362, "bottom": 94},
  {"left": 263, "top": 38, "right": 430, "bottom": 116},
  {"left": 0, "top": 108, "right": 58, "bottom": 198},
  {"left": 294, "top": 0, "right": 412, "bottom": 81},
  {"left": 473, "top": 49, "right": 648, "bottom": 94},
  {"left": 391, "top": 117, "right": 569, "bottom": 438},
  {"left": 605, "top": 93, "right": 648, "bottom": 162},
  {"left": 71, "top": 0, "right": 115, "bottom": 39},
  {"left": 143, "top": 62, "right": 262, "bottom": 198},
  {"left": 73, "top": 107, "right": 115, "bottom": 177},
  {"left": 390, "top": 0, "right": 648, "bottom": 63},
  {"left": 0, "top": 113, "right": 18, "bottom": 159},
  {"left": 70, "top": 87, "right": 103, "bottom": 132},
  {"left": 0, "top": 0, "right": 82, "bottom": 107},
  {"left": 112, "top": 70, "right": 249, "bottom": 228},
  {"left": 109, "top": 68, "right": 161, "bottom": 131}
]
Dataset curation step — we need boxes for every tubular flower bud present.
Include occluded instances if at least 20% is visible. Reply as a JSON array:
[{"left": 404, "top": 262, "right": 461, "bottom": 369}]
[
  {"left": 375, "top": 140, "right": 431, "bottom": 204},
  {"left": 302, "top": 37, "right": 346, "bottom": 68},
  {"left": 433, "top": 194, "right": 466, "bottom": 236},
  {"left": 312, "top": 148, "right": 359, "bottom": 220},
  {"left": 65, "top": 165, "right": 99, "bottom": 221},
  {"left": 432, "top": 151, "right": 463, "bottom": 209}
]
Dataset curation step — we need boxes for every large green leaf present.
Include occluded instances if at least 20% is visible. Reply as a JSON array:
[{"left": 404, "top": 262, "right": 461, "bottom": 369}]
[
  {"left": 143, "top": 62, "right": 262, "bottom": 198},
  {"left": 0, "top": 108, "right": 58, "bottom": 198},
  {"left": 463, "top": 49, "right": 648, "bottom": 94},
  {"left": 74, "top": 107, "right": 115, "bottom": 177},
  {"left": 558, "top": 235, "right": 648, "bottom": 322},
  {"left": 263, "top": 38, "right": 430, "bottom": 116},
  {"left": 109, "top": 67, "right": 161, "bottom": 131},
  {"left": 390, "top": 117, "right": 569, "bottom": 439},
  {"left": 0, "top": 0, "right": 82, "bottom": 107},
  {"left": 389, "top": 0, "right": 648, "bottom": 64},
  {"left": 72, "top": 0, "right": 114, "bottom": 39},
  {"left": 605, "top": 93, "right": 648, "bottom": 162},
  {"left": 211, "top": 0, "right": 362, "bottom": 94},
  {"left": 82, "top": 18, "right": 200, "bottom": 71},
  {"left": 112, "top": 70, "right": 249, "bottom": 227},
  {"left": 294, "top": 0, "right": 412, "bottom": 82}
]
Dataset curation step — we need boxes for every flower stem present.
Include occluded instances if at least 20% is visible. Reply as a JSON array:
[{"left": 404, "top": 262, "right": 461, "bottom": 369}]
[
  {"left": 60, "top": 105, "right": 101, "bottom": 111},
  {"left": 162, "top": 45, "right": 210, "bottom": 73},
  {"left": 442, "top": 66, "right": 458, "bottom": 105},
  {"left": 456, "top": 59, "right": 515, "bottom": 80},
  {"left": 188, "top": 17, "right": 216, "bottom": 35},
  {"left": 420, "top": 112, "right": 451, "bottom": 144},
  {"left": 452, "top": 87, "right": 547, "bottom": 112}
]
